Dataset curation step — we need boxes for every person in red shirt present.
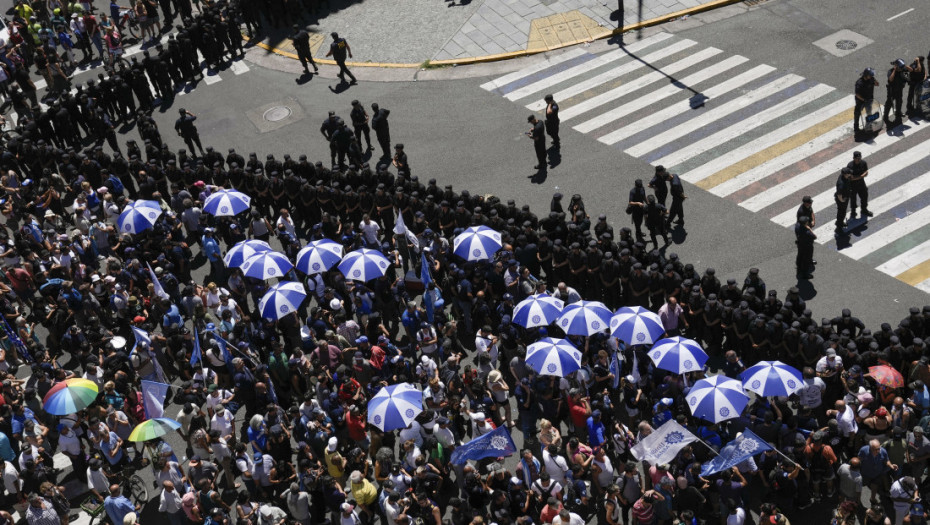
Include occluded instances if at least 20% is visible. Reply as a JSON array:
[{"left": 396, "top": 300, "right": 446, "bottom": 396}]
[
  {"left": 566, "top": 389, "right": 591, "bottom": 438},
  {"left": 345, "top": 405, "right": 369, "bottom": 449}
]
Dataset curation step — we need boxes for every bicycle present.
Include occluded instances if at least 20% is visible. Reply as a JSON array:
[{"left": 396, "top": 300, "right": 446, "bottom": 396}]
[
  {"left": 81, "top": 463, "right": 150, "bottom": 525},
  {"left": 117, "top": 8, "right": 143, "bottom": 40}
]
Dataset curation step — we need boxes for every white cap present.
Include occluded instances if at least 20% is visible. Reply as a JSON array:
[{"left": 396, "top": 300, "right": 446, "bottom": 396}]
[{"left": 327, "top": 436, "right": 338, "bottom": 452}]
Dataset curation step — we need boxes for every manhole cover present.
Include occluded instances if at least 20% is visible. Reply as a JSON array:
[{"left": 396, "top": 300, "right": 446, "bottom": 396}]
[
  {"left": 263, "top": 106, "right": 292, "bottom": 122},
  {"left": 836, "top": 39, "right": 858, "bottom": 50}
]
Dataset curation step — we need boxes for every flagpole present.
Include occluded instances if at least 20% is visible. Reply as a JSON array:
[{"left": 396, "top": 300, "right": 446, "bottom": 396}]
[{"left": 694, "top": 436, "right": 721, "bottom": 456}]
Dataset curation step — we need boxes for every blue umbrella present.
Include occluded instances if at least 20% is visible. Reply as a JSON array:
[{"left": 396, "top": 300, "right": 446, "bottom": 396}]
[
  {"left": 258, "top": 282, "right": 307, "bottom": 320},
  {"left": 368, "top": 383, "right": 423, "bottom": 431},
  {"left": 295, "top": 239, "right": 344, "bottom": 275},
  {"left": 224, "top": 239, "right": 273, "bottom": 268},
  {"left": 526, "top": 337, "right": 582, "bottom": 377},
  {"left": 649, "top": 336, "right": 708, "bottom": 374},
  {"left": 740, "top": 361, "right": 803, "bottom": 397},
  {"left": 687, "top": 375, "right": 749, "bottom": 423},
  {"left": 512, "top": 294, "right": 564, "bottom": 328},
  {"left": 240, "top": 251, "right": 294, "bottom": 280},
  {"left": 610, "top": 306, "right": 665, "bottom": 346},
  {"left": 452, "top": 226, "right": 502, "bottom": 261},
  {"left": 118, "top": 200, "right": 163, "bottom": 234},
  {"left": 203, "top": 189, "right": 251, "bottom": 216},
  {"left": 556, "top": 300, "right": 612, "bottom": 335},
  {"left": 338, "top": 248, "right": 391, "bottom": 282}
]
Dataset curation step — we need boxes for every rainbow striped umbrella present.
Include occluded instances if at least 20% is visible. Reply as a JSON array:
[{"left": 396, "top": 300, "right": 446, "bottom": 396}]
[
  {"left": 128, "top": 417, "right": 182, "bottom": 442},
  {"left": 43, "top": 378, "right": 99, "bottom": 415}
]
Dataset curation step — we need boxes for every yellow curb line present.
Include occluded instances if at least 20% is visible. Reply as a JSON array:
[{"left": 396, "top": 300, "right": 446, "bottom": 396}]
[{"left": 244, "top": 0, "right": 743, "bottom": 69}]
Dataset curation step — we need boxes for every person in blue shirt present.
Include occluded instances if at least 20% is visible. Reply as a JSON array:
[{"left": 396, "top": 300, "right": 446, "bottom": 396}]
[
  {"left": 652, "top": 398, "right": 674, "bottom": 428},
  {"left": 104, "top": 484, "right": 138, "bottom": 525},
  {"left": 201, "top": 228, "right": 224, "bottom": 284},
  {"left": 0, "top": 431, "right": 15, "bottom": 461},
  {"left": 98, "top": 430, "right": 126, "bottom": 467},
  {"left": 587, "top": 409, "right": 607, "bottom": 448}
]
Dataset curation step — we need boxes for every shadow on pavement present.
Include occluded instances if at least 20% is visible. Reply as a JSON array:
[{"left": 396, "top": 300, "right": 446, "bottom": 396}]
[{"left": 796, "top": 278, "right": 817, "bottom": 300}]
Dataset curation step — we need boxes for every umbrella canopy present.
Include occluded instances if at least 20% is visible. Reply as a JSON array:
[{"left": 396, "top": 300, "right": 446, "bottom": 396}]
[
  {"left": 203, "top": 189, "right": 251, "bottom": 216},
  {"left": 741, "top": 361, "right": 804, "bottom": 397},
  {"left": 338, "top": 248, "right": 391, "bottom": 282},
  {"left": 240, "top": 251, "right": 294, "bottom": 280},
  {"left": 117, "top": 200, "right": 163, "bottom": 234},
  {"left": 556, "top": 300, "right": 612, "bottom": 335},
  {"left": 526, "top": 337, "right": 582, "bottom": 377},
  {"left": 224, "top": 239, "right": 273, "bottom": 268},
  {"left": 452, "top": 226, "right": 503, "bottom": 261},
  {"left": 258, "top": 281, "right": 307, "bottom": 320},
  {"left": 295, "top": 239, "right": 344, "bottom": 275},
  {"left": 610, "top": 306, "right": 665, "bottom": 345},
  {"left": 368, "top": 383, "right": 423, "bottom": 431},
  {"left": 128, "top": 417, "right": 182, "bottom": 442},
  {"left": 869, "top": 365, "right": 904, "bottom": 388},
  {"left": 649, "top": 336, "right": 708, "bottom": 374},
  {"left": 687, "top": 375, "right": 750, "bottom": 423},
  {"left": 512, "top": 294, "right": 564, "bottom": 328},
  {"left": 43, "top": 378, "right": 99, "bottom": 415}
]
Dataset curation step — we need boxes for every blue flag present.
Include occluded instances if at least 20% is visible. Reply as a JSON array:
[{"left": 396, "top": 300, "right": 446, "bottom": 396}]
[
  {"left": 190, "top": 326, "right": 202, "bottom": 368},
  {"left": 450, "top": 425, "right": 517, "bottom": 465},
  {"left": 140, "top": 380, "right": 170, "bottom": 419},
  {"left": 421, "top": 252, "right": 434, "bottom": 323},
  {"left": 700, "top": 428, "right": 773, "bottom": 476}
]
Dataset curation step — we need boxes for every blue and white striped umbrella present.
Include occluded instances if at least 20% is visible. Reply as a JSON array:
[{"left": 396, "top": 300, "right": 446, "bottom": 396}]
[
  {"left": 295, "top": 239, "right": 344, "bottom": 275},
  {"left": 649, "top": 336, "right": 708, "bottom": 374},
  {"left": 117, "top": 200, "right": 163, "bottom": 234},
  {"left": 240, "top": 251, "right": 294, "bottom": 280},
  {"left": 512, "top": 294, "right": 564, "bottom": 328},
  {"left": 452, "top": 226, "right": 503, "bottom": 261},
  {"left": 368, "top": 383, "right": 423, "bottom": 431},
  {"left": 526, "top": 337, "right": 582, "bottom": 377},
  {"left": 610, "top": 306, "right": 666, "bottom": 346},
  {"left": 556, "top": 300, "right": 612, "bottom": 335},
  {"left": 224, "top": 239, "right": 273, "bottom": 268},
  {"left": 338, "top": 248, "right": 391, "bottom": 281},
  {"left": 740, "top": 361, "right": 804, "bottom": 397},
  {"left": 687, "top": 375, "right": 749, "bottom": 423},
  {"left": 203, "top": 189, "right": 251, "bottom": 216},
  {"left": 258, "top": 281, "right": 307, "bottom": 320}
]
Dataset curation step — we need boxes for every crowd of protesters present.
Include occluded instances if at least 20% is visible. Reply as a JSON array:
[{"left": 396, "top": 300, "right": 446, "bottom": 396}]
[{"left": 0, "top": 87, "right": 930, "bottom": 525}]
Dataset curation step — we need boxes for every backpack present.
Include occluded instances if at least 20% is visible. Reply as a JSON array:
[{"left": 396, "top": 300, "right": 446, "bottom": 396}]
[{"left": 108, "top": 174, "right": 124, "bottom": 195}]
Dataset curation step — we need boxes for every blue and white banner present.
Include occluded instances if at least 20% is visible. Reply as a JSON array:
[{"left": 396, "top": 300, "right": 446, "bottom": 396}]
[
  {"left": 631, "top": 420, "right": 698, "bottom": 465},
  {"left": 700, "top": 428, "right": 773, "bottom": 476},
  {"left": 140, "top": 380, "right": 170, "bottom": 419},
  {"left": 450, "top": 425, "right": 517, "bottom": 465}
]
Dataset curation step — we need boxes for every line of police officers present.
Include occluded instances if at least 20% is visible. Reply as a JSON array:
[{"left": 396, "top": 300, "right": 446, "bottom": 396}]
[{"left": 854, "top": 56, "right": 928, "bottom": 135}]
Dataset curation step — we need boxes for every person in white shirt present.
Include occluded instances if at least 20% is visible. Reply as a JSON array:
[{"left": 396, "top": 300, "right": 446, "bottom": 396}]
[
  {"left": 208, "top": 429, "right": 238, "bottom": 489},
  {"left": 798, "top": 367, "right": 826, "bottom": 410},
  {"left": 206, "top": 386, "right": 235, "bottom": 417},
  {"left": 815, "top": 349, "right": 844, "bottom": 379},
  {"left": 542, "top": 445, "right": 570, "bottom": 486},
  {"left": 58, "top": 424, "right": 86, "bottom": 481},
  {"left": 86, "top": 458, "right": 110, "bottom": 501},
  {"left": 553, "top": 282, "right": 582, "bottom": 304},
  {"left": 358, "top": 215, "right": 381, "bottom": 247},
  {"left": 725, "top": 501, "right": 746, "bottom": 525},
  {"left": 475, "top": 326, "right": 499, "bottom": 367},
  {"left": 398, "top": 421, "right": 423, "bottom": 448},
  {"left": 158, "top": 480, "right": 185, "bottom": 525},
  {"left": 827, "top": 400, "right": 858, "bottom": 438},
  {"left": 417, "top": 324, "right": 438, "bottom": 356},
  {"left": 2, "top": 459, "right": 21, "bottom": 498},
  {"left": 552, "top": 508, "right": 584, "bottom": 525},
  {"left": 276, "top": 210, "right": 297, "bottom": 240},
  {"left": 210, "top": 406, "right": 235, "bottom": 442}
]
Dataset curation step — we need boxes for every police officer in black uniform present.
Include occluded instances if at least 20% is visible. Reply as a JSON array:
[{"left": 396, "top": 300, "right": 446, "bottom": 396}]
[
  {"left": 371, "top": 103, "right": 391, "bottom": 159},
  {"left": 648, "top": 165, "right": 668, "bottom": 206},
  {"left": 854, "top": 68, "right": 878, "bottom": 136},
  {"left": 291, "top": 24, "right": 318, "bottom": 74},
  {"left": 795, "top": 216, "right": 816, "bottom": 280},
  {"left": 174, "top": 108, "right": 204, "bottom": 156},
  {"left": 847, "top": 151, "right": 872, "bottom": 219},
  {"left": 644, "top": 194, "right": 668, "bottom": 249},
  {"left": 325, "top": 32, "right": 356, "bottom": 84},
  {"left": 543, "top": 94, "right": 559, "bottom": 148},
  {"left": 885, "top": 58, "right": 909, "bottom": 125},
  {"left": 526, "top": 115, "right": 546, "bottom": 170},
  {"left": 627, "top": 179, "right": 647, "bottom": 241},
  {"left": 834, "top": 167, "right": 852, "bottom": 232},
  {"left": 320, "top": 111, "right": 342, "bottom": 168},
  {"left": 349, "top": 100, "right": 372, "bottom": 151},
  {"left": 907, "top": 56, "right": 927, "bottom": 115},
  {"left": 666, "top": 172, "right": 685, "bottom": 227}
]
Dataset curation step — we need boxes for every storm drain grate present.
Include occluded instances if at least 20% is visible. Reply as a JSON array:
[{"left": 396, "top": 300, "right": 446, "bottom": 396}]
[
  {"left": 263, "top": 106, "right": 292, "bottom": 122},
  {"left": 835, "top": 39, "right": 858, "bottom": 50}
]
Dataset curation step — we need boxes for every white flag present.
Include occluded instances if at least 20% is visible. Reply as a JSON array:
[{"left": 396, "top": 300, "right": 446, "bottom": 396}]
[
  {"left": 393, "top": 210, "right": 419, "bottom": 251},
  {"left": 631, "top": 420, "right": 698, "bottom": 465},
  {"left": 146, "top": 262, "right": 170, "bottom": 301}
]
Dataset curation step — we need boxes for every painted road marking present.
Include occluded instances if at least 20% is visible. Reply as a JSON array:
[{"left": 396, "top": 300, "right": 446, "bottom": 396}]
[
  {"left": 479, "top": 47, "right": 589, "bottom": 91},
  {"left": 887, "top": 8, "right": 914, "bottom": 21},
  {"left": 844, "top": 206, "right": 930, "bottom": 260},
  {"left": 878, "top": 239, "right": 930, "bottom": 276}
]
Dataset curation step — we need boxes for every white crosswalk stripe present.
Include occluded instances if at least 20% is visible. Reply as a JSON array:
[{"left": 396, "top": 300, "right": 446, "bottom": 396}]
[
  {"left": 230, "top": 60, "right": 250, "bottom": 75},
  {"left": 625, "top": 74, "right": 805, "bottom": 158},
  {"left": 654, "top": 83, "right": 835, "bottom": 167},
  {"left": 481, "top": 31, "right": 930, "bottom": 292},
  {"left": 505, "top": 32, "right": 673, "bottom": 102},
  {"left": 524, "top": 39, "right": 698, "bottom": 112},
  {"left": 682, "top": 98, "right": 851, "bottom": 184},
  {"left": 575, "top": 52, "right": 742, "bottom": 134},
  {"left": 561, "top": 48, "right": 718, "bottom": 122},
  {"left": 770, "top": 139, "right": 930, "bottom": 227}
]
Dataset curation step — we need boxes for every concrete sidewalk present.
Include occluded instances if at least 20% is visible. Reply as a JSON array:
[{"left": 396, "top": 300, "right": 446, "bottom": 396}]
[{"left": 249, "top": 0, "right": 740, "bottom": 66}]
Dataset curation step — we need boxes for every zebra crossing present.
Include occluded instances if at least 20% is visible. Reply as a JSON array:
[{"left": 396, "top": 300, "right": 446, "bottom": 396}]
[{"left": 480, "top": 32, "right": 930, "bottom": 293}]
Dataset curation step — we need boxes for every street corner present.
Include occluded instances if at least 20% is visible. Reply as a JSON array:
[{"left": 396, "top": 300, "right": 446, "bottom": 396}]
[
  {"left": 244, "top": 97, "right": 308, "bottom": 134},
  {"left": 526, "top": 10, "right": 612, "bottom": 53}
]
